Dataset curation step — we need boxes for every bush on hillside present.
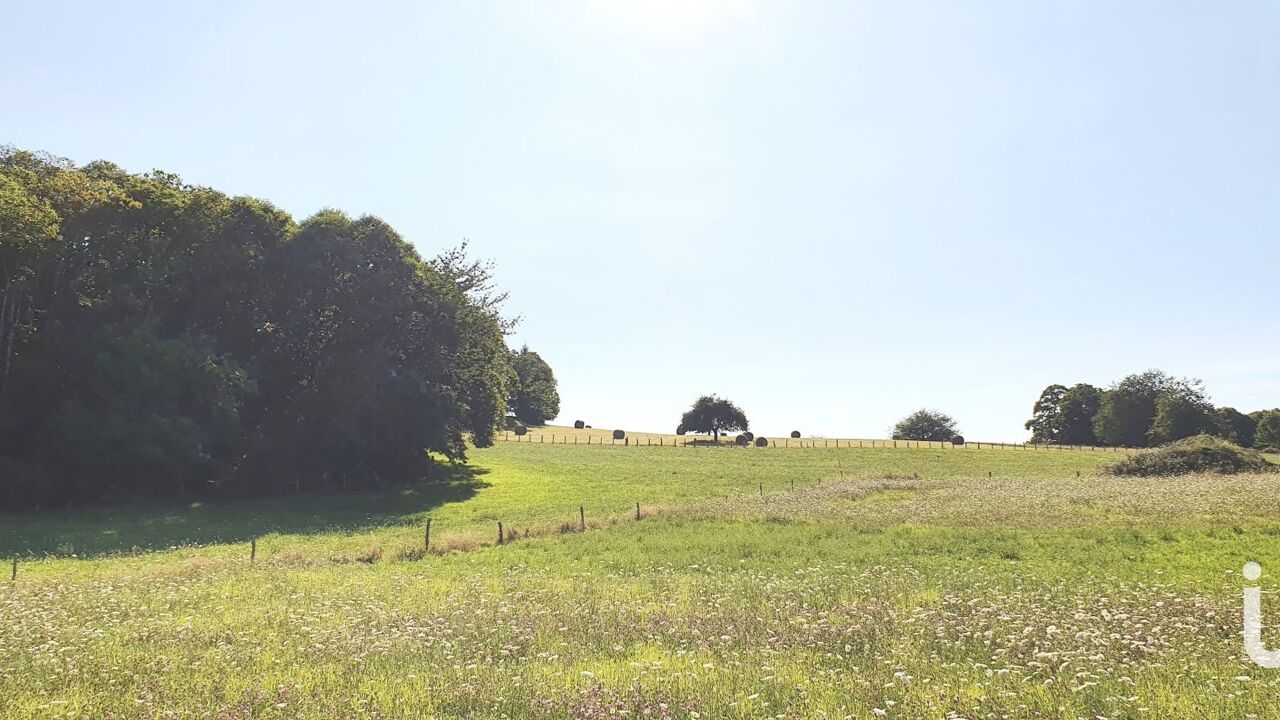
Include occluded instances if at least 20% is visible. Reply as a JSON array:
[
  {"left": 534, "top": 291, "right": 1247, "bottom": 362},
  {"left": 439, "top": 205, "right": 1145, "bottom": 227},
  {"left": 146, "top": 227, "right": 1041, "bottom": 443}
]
[
  {"left": 892, "top": 409, "right": 960, "bottom": 442},
  {"left": 1106, "top": 434, "right": 1276, "bottom": 477}
]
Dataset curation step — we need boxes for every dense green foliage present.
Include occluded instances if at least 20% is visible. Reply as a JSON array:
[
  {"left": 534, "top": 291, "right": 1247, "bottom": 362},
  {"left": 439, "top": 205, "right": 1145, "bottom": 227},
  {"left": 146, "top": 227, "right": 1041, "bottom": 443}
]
[
  {"left": 0, "top": 149, "right": 517, "bottom": 506},
  {"left": 677, "top": 395, "right": 748, "bottom": 443},
  {"left": 1215, "top": 406, "right": 1257, "bottom": 447},
  {"left": 1025, "top": 383, "right": 1101, "bottom": 444},
  {"left": 1106, "top": 434, "right": 1276, "bottom": 476},
  {"left": 507, "top": 345, "right": 559, "bottom": 426},
  {"left": 1254, "top": 410, "right": 1280, "bottom": 451},
  {"left": 891, "top": 408, "right": 959, "bottom": 441},
  {"left": 1028, "top": 370, "right": 1273, "bottom": 448}
]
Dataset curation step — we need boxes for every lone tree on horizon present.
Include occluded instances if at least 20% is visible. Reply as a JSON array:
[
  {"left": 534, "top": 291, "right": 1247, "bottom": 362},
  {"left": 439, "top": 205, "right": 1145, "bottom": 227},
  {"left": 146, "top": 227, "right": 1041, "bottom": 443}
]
[
  {"left": 891, "top": 409, "right": 960, "bottom": 442},
  {"left": 678, "top": 395, "right": 749, "bottom": 444},
  {"left": 508, "top": 346, "right": 560, "bottom": 426}
]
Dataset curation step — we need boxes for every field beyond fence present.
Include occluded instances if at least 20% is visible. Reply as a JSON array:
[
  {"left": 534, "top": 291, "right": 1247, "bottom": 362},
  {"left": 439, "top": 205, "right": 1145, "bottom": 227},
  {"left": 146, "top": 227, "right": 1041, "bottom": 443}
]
[{"left": 501, "top": 425, "right": 1126, "bottom": 451}]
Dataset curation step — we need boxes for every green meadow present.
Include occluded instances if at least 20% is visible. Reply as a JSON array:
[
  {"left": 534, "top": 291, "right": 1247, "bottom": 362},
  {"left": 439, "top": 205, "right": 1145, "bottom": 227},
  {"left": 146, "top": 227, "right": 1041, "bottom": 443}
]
[{"left": 4, "top": 438, "right": 1280, "bottom": 718}]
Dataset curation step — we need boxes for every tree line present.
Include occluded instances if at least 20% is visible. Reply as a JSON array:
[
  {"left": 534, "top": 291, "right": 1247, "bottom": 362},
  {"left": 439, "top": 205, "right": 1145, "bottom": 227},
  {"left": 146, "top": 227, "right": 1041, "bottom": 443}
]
[
  {"left": 1026, "top": 370, "right": 1280, "bottom": 450},
  {"left": 0, "top": 148, "right": 558, "bottom": 507}
]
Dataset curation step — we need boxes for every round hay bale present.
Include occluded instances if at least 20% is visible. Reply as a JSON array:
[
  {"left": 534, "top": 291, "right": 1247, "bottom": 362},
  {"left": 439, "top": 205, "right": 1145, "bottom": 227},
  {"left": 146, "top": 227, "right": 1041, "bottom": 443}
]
[
  {"left": 951, "top": 435, "right": 965, "bottom": 446},
  {"left": 754, "top": 436, "right": 768, "bottom": 448},
  {"left": 676, "top": 425, "right": 687, "bottom": 436},
  {"left": 612, "top": 429, "right": 625, "bottom": 440},
  {"left": 735, "top": 434, "right": 749, "bottom": 446},
  {"left": 790, "top": 430, "right": 801, "bottom": 439},
  {"left": 585, "top": 425, "right": 592, "bottom": 429},
  {"left": 573, "top": 420, "right": 585, "bottom": 429},
  {"left": 743, "top": 432, "right": 755, "bottom": 442},
  {"left": 513, "top": 425, "right": 528, "bottom": 436}
]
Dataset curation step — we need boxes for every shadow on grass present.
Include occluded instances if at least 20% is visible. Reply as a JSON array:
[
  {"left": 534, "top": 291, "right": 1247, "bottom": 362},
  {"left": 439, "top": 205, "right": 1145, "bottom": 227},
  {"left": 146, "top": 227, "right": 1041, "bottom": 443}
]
[{"left": 0, "top": 465, "right": 489, "bottom": 559}]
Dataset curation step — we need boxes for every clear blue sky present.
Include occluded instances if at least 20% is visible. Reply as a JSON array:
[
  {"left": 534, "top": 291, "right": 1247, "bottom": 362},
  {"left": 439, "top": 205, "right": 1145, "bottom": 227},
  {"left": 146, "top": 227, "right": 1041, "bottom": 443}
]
[{"left": 4, "top": 1, "right": 1278, "bottom": 441}]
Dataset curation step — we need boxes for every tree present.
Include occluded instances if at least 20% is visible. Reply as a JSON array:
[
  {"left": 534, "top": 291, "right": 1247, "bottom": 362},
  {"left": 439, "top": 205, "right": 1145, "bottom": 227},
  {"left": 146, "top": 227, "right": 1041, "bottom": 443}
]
[
  {"left": 1058, "top": 384, "right": 1102, "bottom": 445},
  {"left": 1092, "top": 370, "right": 1208, "bottom": 447},
  {"left": 1025, "top": 384, "right": 1068, "bottom": 443},
  {"left": 1148, "top": 391, "right": 1214, "bottom": 445},
  {"left": 1214, "top": 407, "right": 1257, "bottom": 447},
  {"left": 891, "top": 409, "right": 959, "bottom": 442},
  {"left": 508, "top": 346, "right": 560, "bottom": 426},
  {"left": 679, "top": 395, "right": 748, "bottom": 444},
  {"left": 0, "top": 148, "right": 522, "bottom": 507},
  {"left": 1255, "top": 411, "right": 1280, "bottom": 451}
]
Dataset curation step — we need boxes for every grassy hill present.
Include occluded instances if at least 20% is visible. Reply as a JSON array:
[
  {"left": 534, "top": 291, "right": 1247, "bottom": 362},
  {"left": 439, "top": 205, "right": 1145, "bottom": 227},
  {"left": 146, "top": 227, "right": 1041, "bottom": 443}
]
[{"left": 3, "top": 439, "right": 1280, "bottom": 718}]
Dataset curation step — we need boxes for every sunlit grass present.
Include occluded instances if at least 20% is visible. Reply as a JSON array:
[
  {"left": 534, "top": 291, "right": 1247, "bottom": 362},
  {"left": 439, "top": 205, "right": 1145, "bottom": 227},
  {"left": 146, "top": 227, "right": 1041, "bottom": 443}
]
[{"left": 2, "top": 442, "right": 1279, "bottom": 718}]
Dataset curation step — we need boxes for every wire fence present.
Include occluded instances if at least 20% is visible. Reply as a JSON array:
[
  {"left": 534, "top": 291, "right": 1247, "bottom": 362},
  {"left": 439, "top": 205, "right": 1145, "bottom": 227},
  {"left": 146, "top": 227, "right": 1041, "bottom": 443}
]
[{"left": 497, "top": 432, "right": 1127, "bottom": 452}]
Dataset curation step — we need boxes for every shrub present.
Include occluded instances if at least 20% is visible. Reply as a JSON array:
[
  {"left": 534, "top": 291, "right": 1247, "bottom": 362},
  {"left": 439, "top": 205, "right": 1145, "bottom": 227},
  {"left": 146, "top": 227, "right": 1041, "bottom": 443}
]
[
  {"left": 612, "top": 429, "right": 625, "bottom": 440},
  {"left": 676, "top": 425, "right": 687, "bottom": 436},
  {"left": 735, "top": 434, "right": 749, "bottom": 446},
  {"left": 755, "top": 436, "right": 768, "bottom": 447},
  {"left": 1106, "top": 434, "right": 1276, "bottom": 477},
  {"left": 891, "top": 409, "right": 960, "bottom": 442},
  {"left": 790, "top": 430, "right": 801, "bottom": 439},
  {"left": 513, "top": 425, "right": 528, "bottom": 436},
  {"left": 951, "top": 435, "right": 965, "bottom": 446},
  {"left": 396, "top": 546, "right": 428, "bottom": 561},
  {"left": 574, "top": 420, "right": 585, "bottom": 429},
  {"left": 356, "top": 545, "right": 383, "bottom": 564}
]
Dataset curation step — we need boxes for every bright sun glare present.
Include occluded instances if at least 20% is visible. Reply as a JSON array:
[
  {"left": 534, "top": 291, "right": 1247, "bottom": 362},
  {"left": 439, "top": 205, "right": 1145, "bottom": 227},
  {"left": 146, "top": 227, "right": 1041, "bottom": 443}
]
[{"left": 587, "top": 0, "right": 761, "bottom": 43}]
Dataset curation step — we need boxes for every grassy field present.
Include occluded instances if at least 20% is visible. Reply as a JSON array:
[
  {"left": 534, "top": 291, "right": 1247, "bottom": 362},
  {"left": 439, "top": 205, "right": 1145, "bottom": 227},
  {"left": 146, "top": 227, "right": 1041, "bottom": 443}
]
[
  {"left": 3, "top": 440, "right": 1280, "bottom": 718},
  {"left": 497, "top": 424, "right": 1128, "bottom": 451}
]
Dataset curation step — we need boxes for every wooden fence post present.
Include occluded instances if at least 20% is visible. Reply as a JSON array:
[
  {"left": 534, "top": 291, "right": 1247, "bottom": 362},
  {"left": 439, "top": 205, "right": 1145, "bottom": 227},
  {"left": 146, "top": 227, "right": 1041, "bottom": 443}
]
[
  {"left": 497, "top": 522, "right": 504, "bottom": 545},
  {"left": 579, "top": 505, "right": 585, "bottom": 531},
  {"left": 425, "top": 518, "right": 432, "bottom": 552},
  {"left": 635, "top": 502, "right": 641, "bottom": 521},
  {"left": 10, "top": 557, "right": 15, "bottom": 582},
  {"left": 250, "top": 538, "right": 257, "bottom": 564}
]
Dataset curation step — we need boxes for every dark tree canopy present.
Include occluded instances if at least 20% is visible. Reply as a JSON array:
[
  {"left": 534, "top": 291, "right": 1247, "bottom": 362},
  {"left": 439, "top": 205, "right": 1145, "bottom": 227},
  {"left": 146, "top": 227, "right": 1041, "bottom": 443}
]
[
  {"left": 0, "top": 148, "right": 522, "bottom": 507},
  {"left": 1092, "top": 371, "right": 1212, "bottom": 447},
  {"left": 1215, "top": 407, "right": 1257, "bottom": 448},
  {"left": 1025, "top": 383, "right": 1101, "bottom": 445},
  {"left": 508, "top": 346, "right": 560, "bottom": 426},
  {"left": 1256, "top": 411, "right": 1280, "bottom": 451},
  {"left": 678, "top": 395, "right": 748, "bottom": 443},
  {"left": 891, "top": 409, "right": 959, "bottom": 442},
  {"left": 1028, "top": 370, "right": 1272, "bottom": 450},
  {"left": 1025, "top": 385, "right": 1068, "bottom": 443}
]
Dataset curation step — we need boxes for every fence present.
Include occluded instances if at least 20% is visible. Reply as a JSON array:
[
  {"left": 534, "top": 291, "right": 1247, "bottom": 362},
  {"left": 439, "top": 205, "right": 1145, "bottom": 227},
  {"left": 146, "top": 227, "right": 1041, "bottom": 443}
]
[{"left": 496, "top": 432, "right": 1126, "bottom": 452}]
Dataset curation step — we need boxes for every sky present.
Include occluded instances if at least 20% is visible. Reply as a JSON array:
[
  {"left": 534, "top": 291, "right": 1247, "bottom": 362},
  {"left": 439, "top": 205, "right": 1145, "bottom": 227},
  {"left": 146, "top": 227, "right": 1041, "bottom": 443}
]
[{"left": 3, "top": 1, "right": 1278, "bottom": 441}]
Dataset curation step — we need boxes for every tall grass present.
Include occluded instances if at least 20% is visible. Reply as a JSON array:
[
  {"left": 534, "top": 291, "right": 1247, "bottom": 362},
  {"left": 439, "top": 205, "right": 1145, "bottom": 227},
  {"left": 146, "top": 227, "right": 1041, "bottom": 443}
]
[{"left": 3, "top": 443, "right": 1278, "bottom": 718}]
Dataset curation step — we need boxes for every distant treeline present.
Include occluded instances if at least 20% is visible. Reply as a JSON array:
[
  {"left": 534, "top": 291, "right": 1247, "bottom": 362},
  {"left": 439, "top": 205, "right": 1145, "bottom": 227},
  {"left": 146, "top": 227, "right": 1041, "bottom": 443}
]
[
  {"left": 0, "top": 148, "right": 557, "bottom": 507},
  {"left": 1026, "top": 370, "right": 1280, "bottom": 450}
]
